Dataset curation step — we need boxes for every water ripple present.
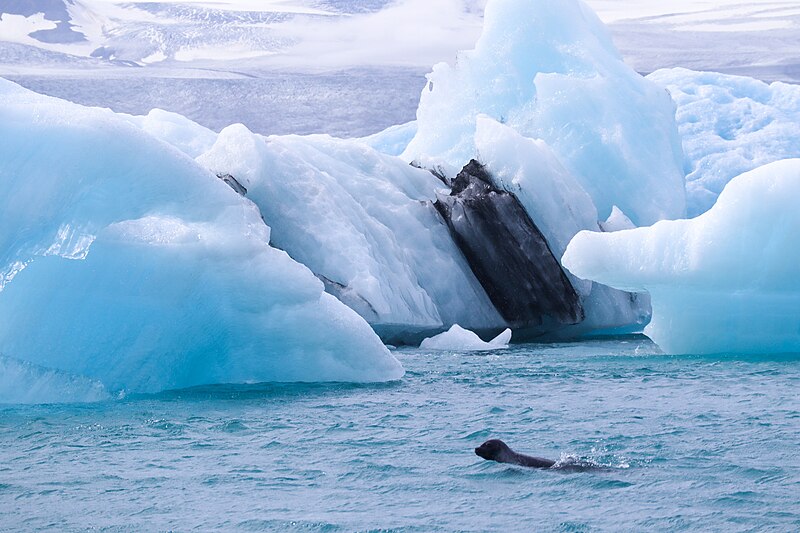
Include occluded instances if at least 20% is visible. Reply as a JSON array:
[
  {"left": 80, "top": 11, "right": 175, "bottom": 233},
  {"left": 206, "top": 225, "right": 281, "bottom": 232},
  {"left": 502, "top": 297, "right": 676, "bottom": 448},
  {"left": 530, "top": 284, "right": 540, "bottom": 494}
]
[{"left": 0, "top": 337, "right": 798, "bottom": 531}]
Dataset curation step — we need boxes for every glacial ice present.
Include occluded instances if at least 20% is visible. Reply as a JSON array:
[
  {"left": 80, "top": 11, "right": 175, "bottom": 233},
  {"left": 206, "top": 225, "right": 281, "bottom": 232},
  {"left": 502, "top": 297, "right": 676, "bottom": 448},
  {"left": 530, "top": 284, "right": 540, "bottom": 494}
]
[
  {"left": 434, "top": 157, "right": 584, "bottom": 332},
  {"left": 0, "top": 78, "right": 403, "bottom": 397},
  {"left": 599, "top": 206, "right": 636, "bottom": 233},
  {"left": 360, "top": 121, "right": 418, "bottom": 157},
  {"left": 474, "top": 117, "right": 650, "bottom": 333},
  {"left": 193, "top": 0, "right": 659, "bottom": 338},
  {"left": 199, "top": 124, "right": 504, "bottom": 338},
  {"left": 420, "top": 325, "right": 512, "bottom": 352},
  {"left": 648, "top": 68, "right": 800, "bottom": 218},
  {"left": 402, "top": 0, "right": 687, "bottom": 227},
  {"left": 121, "top": 108, "right": 219, "bottom": 159},
  {"left": 17, "top": 0, "right": 800, "bottom": 399},
  {"left": 562, "top": 159, "right": 800, "bottom": 355}
]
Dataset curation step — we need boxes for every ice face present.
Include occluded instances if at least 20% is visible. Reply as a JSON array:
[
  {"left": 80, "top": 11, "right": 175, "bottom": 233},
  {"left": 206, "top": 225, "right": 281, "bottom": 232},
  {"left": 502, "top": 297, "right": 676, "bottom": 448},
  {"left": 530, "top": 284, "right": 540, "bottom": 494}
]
[
  {"left": 120, "top": 108, "right": 219, "bottom": 159},
  {"left": 198, "top": 124, "right": 504, "bottom": 339},
  {"left": 435, "top": 158, "right": 584, "bottom": 331},
  {"left": 474, "top": 117, "right": 650, "bottom": 333},
  {"left": 474, "top": 117, "right": 599, "bottom": 258},
  {"left": 402, "top": 0, "right": 686, "bottom": 227},
  {"left": 359, "top": 121, "right": 418, "bottom": 157},
  {"left": 648, "top": 68, "right": 800, "bottom": 218},
  {"left": 0, "top": 78, "right": 403, "bottom": 398},
  {"left": 562, "top": 159, "right": 800, "bottom": 355},
  {"left": 420, "top": 325, "right": 512, "bottom": 352}
]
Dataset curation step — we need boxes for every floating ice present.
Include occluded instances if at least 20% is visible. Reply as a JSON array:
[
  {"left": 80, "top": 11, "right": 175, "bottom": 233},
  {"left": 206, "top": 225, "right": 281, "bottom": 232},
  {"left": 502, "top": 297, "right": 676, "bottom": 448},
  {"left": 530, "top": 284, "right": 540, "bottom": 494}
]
[
  {"left": 562, "top": 159, "right": 800, "bottom": 355},
  {"left": 403, "top": 0, "right": 686, "bottom": 227},
  {"left": 648, "top": 68, "right": 800, "bottom": 217},
  {"left": 0, "top": 78, "right": 403, "bottom": 398},
  {"left": 420, "top": 325, "right": 512, "bottom": 351},
  {"left": 199, "top": 124, "right": 504, "bottom": 338},
  {"left": 474, "top": 117, "right": 650, "bottom": 333}
]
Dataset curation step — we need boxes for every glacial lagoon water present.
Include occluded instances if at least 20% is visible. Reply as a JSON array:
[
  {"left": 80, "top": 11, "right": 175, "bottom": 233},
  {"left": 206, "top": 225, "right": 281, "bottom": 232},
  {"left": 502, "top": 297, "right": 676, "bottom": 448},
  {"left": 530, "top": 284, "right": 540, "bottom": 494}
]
[{"left": 1, "top": 337, "right": 798, "bottom": 531}]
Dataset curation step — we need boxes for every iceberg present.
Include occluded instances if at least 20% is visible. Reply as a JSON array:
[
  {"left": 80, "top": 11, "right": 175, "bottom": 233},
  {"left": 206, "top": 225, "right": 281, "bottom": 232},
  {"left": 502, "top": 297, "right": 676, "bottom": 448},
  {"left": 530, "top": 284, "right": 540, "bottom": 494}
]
[
  {"left": 0, "top": 78, "right": 403, "bottom": 398},
  {"left": 199, "top": 124, "right": 504, "bottom": 339},
  {"left": 1, "top": 0, "right": 707, "bottom": 378},
  {"left": 648, "top": 68, "right": 800, "bottom": 218},
  {"left": 562, "top": 159, "right": 800, "bottom": 355},
  {"left": 420, "top": 325, "right": 512, "bottom": 352},
  {"left": 351, "top": 0, "right": 684, "bottom": 337},
  {"left": 473, "top": 117, "right": 650, "bottom": 333},
  {"left": 402, "top": 0, "right": 686, "bottom": 227},
  {"left": 197, "top": 116, "right": 646, "bottom": 340}
]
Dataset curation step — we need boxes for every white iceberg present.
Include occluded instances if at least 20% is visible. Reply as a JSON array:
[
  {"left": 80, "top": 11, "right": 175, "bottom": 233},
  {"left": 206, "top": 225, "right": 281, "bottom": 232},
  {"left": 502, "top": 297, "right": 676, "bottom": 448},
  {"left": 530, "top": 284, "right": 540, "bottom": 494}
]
[
  {"left": 648, "top": 68, "right": 800, "bottom": 218},
  {"left": 420, "top": 325, "right": 512, "bottom": 352},
  {"left": 402, "top": 0, "right": 686, "bottom": 227},
  {"left": 0, "top": 78, "right": 403, "bottom": 398},
  {"left": 562, "top": 159, "right": 800, "bottom": 355},
  {"left": 199, "top": 124, "right": 504, "bottom": 338}
]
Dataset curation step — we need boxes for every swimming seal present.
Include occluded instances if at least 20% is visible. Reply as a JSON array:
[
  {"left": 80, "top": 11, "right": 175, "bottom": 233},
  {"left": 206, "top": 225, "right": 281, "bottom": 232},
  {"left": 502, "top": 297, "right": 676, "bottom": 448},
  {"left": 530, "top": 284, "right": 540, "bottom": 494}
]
[{"left": 475, "top": 439, "right": 556, "bottom": 468}]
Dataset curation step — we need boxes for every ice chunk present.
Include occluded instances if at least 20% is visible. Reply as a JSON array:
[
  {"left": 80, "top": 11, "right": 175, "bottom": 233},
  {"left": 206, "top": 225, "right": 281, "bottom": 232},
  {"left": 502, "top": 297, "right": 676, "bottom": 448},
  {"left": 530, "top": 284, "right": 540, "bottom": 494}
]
[
  {"left": 198, "top": 124, "right": 504, "bottom": 338},
  {"left": 434, "top": 158, "right": 584, "bottom": 331},
  {"left": 562, "top": 159, "right": 800, "bottom": 354},
  {"left": 648, "top": 68, "right": 800, "bottom": 217},
  {"left": 121, "top": 108, "right": 219, "bottom": 159},
  {"left": 474, "top": 116, "right": 599, "bottom": 256},
  {"left": 0, "top": 79, "right": 403, "bottom": 396},
  {"left": 420, "top": 325, "right": 512, "bottom": 351},
  {"left": 599, "top": 206, "right": 636, "bottom": 232},
  {"left": 359, "top": 121, "right": 418, "bottom": 157},
  {"left": 474, "top": 117, "right": 650, "bottom": 333},
  {"left": 403, "top": 0, "right": 686, "bottom": 226}
]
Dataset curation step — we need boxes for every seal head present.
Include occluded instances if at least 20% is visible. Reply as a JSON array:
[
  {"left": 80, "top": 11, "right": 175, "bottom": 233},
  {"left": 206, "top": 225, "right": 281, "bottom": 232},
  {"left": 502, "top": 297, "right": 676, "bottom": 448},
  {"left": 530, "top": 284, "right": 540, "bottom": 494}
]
[
  {"left": 475, "top": 439, "right": 512, "bottom": 461},
  {"left": 475, "top": 438, "right": 556, "bottom": 468}
]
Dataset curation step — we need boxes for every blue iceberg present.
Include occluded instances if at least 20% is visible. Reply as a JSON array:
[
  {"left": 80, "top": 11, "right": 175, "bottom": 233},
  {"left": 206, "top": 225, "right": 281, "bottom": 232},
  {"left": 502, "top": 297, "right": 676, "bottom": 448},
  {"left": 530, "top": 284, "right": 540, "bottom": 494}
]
[
  {"left": 0, "top": 79, "right": 403, "bottom": 397},
  {"left": 563, "top": 159, "right": 800, "bottom": 355}
]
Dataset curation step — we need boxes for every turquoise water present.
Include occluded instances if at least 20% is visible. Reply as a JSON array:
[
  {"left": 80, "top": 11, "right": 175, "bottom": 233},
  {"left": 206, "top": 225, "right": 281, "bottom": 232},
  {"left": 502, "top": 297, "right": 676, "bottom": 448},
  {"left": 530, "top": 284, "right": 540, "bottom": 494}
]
[{"left": 1, "top": 337, "right": 798, "bottom": 531}]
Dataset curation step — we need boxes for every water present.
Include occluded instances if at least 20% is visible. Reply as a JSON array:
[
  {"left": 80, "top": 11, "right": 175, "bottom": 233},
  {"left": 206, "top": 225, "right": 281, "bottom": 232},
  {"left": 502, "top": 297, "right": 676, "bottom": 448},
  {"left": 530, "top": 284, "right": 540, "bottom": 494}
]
[{"left": 1, "top": 337, "right": 798, "bottom": 531}]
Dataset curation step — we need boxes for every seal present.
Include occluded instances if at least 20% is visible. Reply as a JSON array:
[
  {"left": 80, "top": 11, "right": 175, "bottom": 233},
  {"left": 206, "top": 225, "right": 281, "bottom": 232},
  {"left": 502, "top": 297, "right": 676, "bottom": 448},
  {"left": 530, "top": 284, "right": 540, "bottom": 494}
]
[{"left": 475, "top": 439, "right": 556, "bottom": 468}]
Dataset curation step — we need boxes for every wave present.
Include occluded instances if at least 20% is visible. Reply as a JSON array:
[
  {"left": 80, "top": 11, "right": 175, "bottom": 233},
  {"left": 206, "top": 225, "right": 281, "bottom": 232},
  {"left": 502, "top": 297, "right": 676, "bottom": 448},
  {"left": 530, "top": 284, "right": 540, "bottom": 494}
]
[{"left": 0, "top": 355, "right": 110, "bottom": 405}]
